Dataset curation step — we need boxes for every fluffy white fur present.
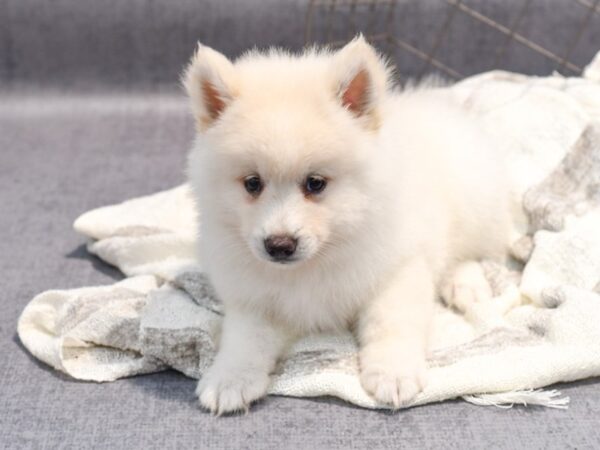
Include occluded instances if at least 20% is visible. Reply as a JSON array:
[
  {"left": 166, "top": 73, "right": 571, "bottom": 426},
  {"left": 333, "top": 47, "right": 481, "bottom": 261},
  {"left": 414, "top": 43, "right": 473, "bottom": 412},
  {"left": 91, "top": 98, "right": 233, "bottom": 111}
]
[{"left": 184, "top": 36, "right": 512, "bottom": 414}]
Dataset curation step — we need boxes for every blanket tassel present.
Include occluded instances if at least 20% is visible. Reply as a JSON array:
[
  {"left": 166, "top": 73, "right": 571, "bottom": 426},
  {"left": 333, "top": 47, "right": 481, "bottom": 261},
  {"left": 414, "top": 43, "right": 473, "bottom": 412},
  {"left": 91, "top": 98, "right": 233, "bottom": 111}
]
[{"left": 462, "top": 389, "right": 569, "bottom": 409}]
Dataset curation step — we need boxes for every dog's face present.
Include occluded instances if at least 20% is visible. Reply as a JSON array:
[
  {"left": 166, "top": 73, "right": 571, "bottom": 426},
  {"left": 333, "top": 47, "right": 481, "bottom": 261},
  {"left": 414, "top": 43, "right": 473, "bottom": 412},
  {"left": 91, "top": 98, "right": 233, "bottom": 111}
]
[
  {"left": 185, "top": 37, "right": 391, "bottom": 267},
  {"left": 198, "top": 103, "right": 371, "bottom": 267}
]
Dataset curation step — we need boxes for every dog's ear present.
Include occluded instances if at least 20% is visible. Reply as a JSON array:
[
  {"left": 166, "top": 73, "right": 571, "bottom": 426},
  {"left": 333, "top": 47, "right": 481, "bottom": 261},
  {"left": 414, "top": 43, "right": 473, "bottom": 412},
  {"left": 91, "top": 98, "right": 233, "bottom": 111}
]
[
  {"left": 183, "top": 43, "right": 238, "bottom": 130},
  {"left": 332, "top": 35, "right": 391, "bottom": 127}
]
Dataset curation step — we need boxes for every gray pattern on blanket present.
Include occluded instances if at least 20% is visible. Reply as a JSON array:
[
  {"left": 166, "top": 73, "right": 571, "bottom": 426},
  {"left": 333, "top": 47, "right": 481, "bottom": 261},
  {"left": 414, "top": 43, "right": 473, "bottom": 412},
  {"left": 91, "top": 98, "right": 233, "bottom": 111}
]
[
  {"left": 429, "top": 328, "right": 543, "bottom": 368},
  {"left": 274, "top": 350, "right": 358, "bottom": 377},
  {"left": 58, "top": 288, "right": 147, "bottom": 352},
  {"left": 173, "top": 272, "right": 223, "bottom": 315},
  {"left": 271, "top": 327, "right": 543, "bottom": 378},
  {"left": 524, "top": 124, "right": 600, "bottom": 233},
  {"left": 142, "top": 326, "right": 216, "bottom": 378}
]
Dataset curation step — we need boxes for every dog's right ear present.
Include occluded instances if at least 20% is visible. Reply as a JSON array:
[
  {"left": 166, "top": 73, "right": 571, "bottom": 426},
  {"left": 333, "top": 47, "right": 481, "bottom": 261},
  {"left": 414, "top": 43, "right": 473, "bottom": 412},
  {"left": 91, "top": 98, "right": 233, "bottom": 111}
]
[{"left": 183, "top": 43, "right": 238, "bottom": 131}]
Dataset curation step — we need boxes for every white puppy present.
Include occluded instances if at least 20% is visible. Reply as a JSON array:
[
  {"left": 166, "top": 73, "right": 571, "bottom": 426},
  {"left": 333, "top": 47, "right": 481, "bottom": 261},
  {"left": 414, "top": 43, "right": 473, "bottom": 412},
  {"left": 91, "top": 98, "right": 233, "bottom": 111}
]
[{"left": 184, "top": 36, "right": 511, "bottom": 414}]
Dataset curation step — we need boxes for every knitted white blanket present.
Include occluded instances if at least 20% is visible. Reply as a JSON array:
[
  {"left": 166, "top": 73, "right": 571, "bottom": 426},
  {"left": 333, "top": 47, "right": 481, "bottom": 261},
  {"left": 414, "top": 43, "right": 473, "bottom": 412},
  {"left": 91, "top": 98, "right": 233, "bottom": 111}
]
[{"left": 18, "top": 54, "right": 600, "bottom": 410}]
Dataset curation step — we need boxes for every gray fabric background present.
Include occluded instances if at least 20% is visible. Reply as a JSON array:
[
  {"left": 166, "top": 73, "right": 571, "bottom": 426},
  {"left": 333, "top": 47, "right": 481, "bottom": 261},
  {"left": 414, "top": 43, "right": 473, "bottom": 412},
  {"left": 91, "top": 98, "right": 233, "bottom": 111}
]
[{"left": 1, "top": 1, "right": 600, "bottom": 449}]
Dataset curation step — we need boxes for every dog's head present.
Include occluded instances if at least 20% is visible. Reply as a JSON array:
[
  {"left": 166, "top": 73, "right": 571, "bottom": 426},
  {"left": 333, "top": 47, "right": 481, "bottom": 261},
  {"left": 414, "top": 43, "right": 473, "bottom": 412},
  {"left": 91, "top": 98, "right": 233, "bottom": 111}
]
[{"left": 184, "top": 37, "right": 392, "bottom": 267}]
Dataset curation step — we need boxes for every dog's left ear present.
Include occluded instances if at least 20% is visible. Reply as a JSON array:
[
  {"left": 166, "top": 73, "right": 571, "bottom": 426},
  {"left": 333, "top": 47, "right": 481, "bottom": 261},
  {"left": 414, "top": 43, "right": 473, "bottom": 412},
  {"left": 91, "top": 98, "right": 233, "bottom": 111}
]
[{"left": 332, "top": 35, "right": 391, "bottom": 127}]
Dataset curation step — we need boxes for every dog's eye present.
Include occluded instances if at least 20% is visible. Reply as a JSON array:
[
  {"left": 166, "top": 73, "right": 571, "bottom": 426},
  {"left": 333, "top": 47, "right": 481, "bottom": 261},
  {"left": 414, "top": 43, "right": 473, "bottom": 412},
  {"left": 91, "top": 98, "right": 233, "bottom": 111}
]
[
  {"left": 244, "top": 175, "right": 263, "bottom": 196},
  {"left": 304, "top": 175, "right": 327, "bottom": 195}
]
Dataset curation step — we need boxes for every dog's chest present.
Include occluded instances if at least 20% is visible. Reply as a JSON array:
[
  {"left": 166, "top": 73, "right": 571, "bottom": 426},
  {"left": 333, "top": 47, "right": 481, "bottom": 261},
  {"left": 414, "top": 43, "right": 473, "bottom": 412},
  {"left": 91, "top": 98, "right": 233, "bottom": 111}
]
[
  {"left": 229, "top": 260, "right": 379, "bottom": 332},
  {"left": 277, "top": 276, "right": 367, "bottom": 332}
]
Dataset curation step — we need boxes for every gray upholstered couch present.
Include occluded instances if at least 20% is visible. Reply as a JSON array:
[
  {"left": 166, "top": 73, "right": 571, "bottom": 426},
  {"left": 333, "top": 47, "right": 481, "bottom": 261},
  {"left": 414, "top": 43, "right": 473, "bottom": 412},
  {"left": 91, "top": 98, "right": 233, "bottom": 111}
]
[{"left": 2, "top": 1, "right": 599, "bottom": 448}]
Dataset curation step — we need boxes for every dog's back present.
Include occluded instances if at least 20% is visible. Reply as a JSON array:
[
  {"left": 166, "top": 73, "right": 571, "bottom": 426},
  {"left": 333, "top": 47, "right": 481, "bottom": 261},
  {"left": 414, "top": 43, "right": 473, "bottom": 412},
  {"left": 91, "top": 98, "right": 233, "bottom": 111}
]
[{"left": 377, "top": 88, "right": 512, "bottom": 278}]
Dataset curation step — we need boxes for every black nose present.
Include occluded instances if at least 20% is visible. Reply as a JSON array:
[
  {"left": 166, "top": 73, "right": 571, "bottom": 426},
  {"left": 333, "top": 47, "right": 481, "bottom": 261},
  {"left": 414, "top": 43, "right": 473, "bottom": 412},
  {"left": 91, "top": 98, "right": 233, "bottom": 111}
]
[{"left": 264, "top": 235, "right": 298, "bottom": 260}]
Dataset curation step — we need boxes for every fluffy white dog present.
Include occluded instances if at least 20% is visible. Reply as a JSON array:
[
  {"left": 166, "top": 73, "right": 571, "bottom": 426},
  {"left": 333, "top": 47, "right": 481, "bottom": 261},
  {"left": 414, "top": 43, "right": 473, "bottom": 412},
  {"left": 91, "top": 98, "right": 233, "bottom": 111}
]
[{"left": 184, "top": 36, "right": 512, "bottom": 414}]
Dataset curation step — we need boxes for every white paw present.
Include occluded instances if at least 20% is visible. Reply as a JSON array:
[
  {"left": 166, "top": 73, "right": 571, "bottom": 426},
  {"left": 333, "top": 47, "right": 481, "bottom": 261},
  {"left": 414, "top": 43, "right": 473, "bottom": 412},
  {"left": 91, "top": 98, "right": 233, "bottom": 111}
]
[
  {"left": 196, "top": 364, "right": 270, "bottom": 415},
  {"left": 359, "top": 348, "right": 427, "bottom": 408},
  {"left": 441, "top": 262, "right": 492, "bottom": 313}
]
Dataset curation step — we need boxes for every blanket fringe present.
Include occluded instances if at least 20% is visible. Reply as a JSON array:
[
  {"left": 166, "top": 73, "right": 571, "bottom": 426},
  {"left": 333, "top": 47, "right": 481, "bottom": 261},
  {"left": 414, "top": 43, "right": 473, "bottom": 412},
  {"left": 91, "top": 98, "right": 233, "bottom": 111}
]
[{"left": 462, "top": 389, "right": 570, "bottom": 409}]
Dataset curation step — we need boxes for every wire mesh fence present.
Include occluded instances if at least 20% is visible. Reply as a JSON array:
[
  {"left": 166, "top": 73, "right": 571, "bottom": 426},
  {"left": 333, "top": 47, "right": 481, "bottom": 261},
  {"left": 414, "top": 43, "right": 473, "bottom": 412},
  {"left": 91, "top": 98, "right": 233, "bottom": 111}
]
[{"left": 304, "top": 0, "right": 600, "bottom": 80}]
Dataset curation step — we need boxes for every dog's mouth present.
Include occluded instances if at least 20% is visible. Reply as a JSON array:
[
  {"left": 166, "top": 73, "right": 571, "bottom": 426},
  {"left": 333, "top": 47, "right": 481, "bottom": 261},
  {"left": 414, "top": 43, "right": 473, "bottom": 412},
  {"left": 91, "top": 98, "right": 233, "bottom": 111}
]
[
  {"left": 267, "top": 256, "right": 300, "bottom": 265},
  {"left": 252, "top": 251, "right": 305, "bottom": 268}
]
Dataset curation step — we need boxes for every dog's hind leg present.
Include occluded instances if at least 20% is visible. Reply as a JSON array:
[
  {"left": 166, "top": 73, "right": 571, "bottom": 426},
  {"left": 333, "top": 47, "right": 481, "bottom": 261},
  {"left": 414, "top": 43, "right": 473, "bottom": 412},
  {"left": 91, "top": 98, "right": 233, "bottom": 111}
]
[
  {"left": 441, "top": 261, "right": 521, "bottom": 330},
  {"left": 440, "top": 261, "right": 492, "bottom": 313}
]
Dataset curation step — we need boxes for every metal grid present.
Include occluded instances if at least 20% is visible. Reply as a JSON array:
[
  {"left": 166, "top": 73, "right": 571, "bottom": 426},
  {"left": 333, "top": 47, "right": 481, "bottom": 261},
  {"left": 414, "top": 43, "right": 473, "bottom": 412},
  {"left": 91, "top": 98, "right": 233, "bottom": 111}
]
[{"left": 304, "top": 0, "right": 600, "bottom": 80}]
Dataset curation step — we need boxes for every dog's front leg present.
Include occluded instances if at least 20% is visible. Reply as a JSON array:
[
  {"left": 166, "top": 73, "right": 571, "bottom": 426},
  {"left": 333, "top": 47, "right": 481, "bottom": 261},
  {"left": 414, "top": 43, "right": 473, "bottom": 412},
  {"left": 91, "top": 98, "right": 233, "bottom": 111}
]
[
  {"left": 196, "top": 308, "right": 291, "bottom": 415},
  {"left": 358, "top": 257, "right": 434, "bottom": 408}
]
